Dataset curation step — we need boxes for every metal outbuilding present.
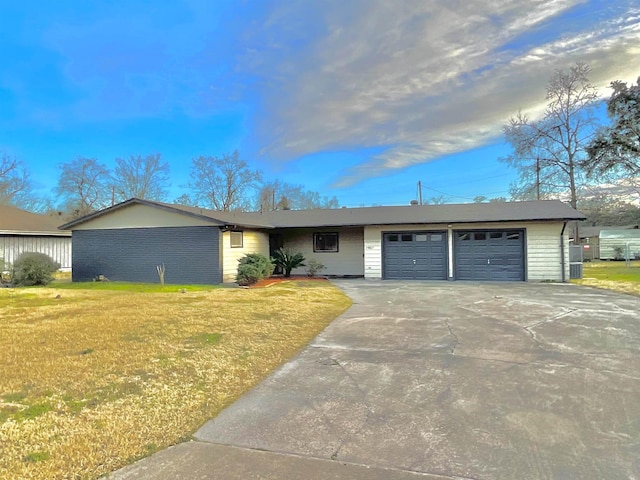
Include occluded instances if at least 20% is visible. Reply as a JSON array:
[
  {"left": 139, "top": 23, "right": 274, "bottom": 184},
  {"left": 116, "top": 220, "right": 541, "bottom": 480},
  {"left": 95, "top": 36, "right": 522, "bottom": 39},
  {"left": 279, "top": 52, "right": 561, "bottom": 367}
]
[{"left": 599, "top": 229, "right": 640, "bottom": 260}]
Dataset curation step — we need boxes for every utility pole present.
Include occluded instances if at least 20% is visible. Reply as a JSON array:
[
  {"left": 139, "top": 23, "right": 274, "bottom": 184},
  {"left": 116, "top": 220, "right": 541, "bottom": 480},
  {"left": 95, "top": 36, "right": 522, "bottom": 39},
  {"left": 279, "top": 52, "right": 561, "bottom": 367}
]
[
  {"left": 536, "top": 158, "right": 540, "bottom": 200},
  {"left": 417, "top": 181, "right": 423, "bottom": 205}
]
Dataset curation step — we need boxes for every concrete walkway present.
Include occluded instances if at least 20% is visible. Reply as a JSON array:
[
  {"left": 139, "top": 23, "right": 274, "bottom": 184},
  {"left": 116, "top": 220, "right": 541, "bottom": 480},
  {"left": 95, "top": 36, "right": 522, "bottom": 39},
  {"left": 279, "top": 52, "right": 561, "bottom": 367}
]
[{"left": 110, "top": 281, "right": 640, "bottom": 479}]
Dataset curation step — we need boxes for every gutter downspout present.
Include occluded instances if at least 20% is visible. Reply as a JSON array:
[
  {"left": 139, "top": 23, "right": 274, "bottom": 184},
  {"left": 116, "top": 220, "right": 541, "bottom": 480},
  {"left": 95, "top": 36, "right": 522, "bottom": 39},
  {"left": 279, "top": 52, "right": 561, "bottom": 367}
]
[{"left": 560, "top": 222, "right": 567, "bottom": 283}]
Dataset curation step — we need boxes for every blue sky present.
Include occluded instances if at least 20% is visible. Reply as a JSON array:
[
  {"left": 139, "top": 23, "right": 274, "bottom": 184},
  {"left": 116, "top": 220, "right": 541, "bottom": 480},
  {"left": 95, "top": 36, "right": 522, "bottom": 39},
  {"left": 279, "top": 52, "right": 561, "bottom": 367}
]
[{"left": 1, "top": 1, "right": 639, "bottom": 208}]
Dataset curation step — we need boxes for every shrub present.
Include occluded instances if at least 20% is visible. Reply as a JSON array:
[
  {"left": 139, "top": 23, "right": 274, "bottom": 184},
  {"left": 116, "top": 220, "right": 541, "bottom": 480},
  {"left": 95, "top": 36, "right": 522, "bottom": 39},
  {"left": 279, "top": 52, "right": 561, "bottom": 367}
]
[
  {"left": 272, "top": 247, "right": 305, "bottom": 278},
  {"left": 236, "top": 253, "right": 274, "bottom": 286},
  {"left": 0, "top": 256, "right": 10, "bottom": 286},
  {"left": 12, "top": 252, "right": 60, "bottom": 286},
  {"left": 305, "top": 259, "right": 326, "bottom": 277},
  {"left": 236, "top": 264, "right": 262, "bottom": 286}
]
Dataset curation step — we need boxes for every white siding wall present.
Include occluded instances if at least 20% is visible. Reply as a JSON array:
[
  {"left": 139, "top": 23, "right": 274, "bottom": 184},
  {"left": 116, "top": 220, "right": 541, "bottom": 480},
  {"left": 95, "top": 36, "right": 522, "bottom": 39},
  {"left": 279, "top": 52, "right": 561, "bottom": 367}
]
[
  {"left": 364, "top": 221, "right": 570, "bottom": 282},
  {"left": 364, "top": 226, "right": 384, "bottom": 279},
  {"left": 282, "top": 227, "right": 365, "bottom": 276},
  {"left": 222, "top": 230, "right": 270, "bottom": 283},
  {"left": 525, "top": 222, "right": 568, "bottom": 281},
  {"left": 72, "top": 203, "right": 215, "bottom": 230},
  {"left": 1, "top": 235, "right": 72, "bottom": 271}
]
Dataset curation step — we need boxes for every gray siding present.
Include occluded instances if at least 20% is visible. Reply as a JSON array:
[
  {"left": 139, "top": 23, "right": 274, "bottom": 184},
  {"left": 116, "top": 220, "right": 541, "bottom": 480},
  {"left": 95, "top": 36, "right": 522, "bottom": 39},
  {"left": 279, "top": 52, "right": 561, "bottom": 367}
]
[{"left": 72, "top": 226, "right": 221, "bottom": 284}]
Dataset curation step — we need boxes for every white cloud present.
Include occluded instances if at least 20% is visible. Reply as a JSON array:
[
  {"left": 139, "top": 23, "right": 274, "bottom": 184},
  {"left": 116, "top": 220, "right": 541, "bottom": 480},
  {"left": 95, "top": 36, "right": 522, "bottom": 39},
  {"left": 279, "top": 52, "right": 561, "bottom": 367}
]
[{"left": 241, "top": 0, "right": 640, "bottom": 186}]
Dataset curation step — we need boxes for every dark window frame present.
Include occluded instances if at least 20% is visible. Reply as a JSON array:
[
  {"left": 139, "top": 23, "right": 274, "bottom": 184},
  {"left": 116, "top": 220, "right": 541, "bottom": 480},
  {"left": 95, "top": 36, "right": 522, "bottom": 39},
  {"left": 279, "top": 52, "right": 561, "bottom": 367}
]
[
  {"left": 230, "top": 230, "right": 244, "bottom": 248},
  {"left": 313, "top": 232, "right": 339, "bottom": 253}
]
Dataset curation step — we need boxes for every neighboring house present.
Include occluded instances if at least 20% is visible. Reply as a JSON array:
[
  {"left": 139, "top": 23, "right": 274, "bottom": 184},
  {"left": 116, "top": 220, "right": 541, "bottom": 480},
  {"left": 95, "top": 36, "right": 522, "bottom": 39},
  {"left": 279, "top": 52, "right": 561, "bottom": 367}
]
[
  {"left": 0, "top": 204, "right": 71, "bottom": 271},
  {"left": 577, "top": 225, "right": 640, "bottom": 261},
  {"left": 577, "top": 225, "right": 603, "bottom": 261},
  {"left": 599, "top": 228, "right": 640, "bottom": 260},
  {"left": 59, "top": 198, "right": 585, "bottom": 284}
]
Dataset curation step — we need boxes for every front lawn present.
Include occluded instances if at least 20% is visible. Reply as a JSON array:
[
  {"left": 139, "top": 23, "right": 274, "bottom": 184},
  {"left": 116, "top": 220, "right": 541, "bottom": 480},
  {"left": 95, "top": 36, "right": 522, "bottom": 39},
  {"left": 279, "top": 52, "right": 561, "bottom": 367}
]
[
  {"left": 0, "top": 281, "right": 352, "bottom": 479},
  {"left": 572, "top": 260, "right": 640, "bottom": 296},
  {"left": 52, "top": 280, "right": 221, "bottom": 292}
]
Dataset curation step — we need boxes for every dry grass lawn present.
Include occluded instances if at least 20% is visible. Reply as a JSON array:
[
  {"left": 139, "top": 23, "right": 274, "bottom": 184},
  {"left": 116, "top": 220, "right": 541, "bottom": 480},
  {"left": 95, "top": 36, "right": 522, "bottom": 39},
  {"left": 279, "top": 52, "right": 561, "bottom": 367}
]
[
  {"left": 0, "top": 281, "right": 351, "bottom": 479},
  {"left": 572, "top": 260, "right": 640, "bottom": 296}
]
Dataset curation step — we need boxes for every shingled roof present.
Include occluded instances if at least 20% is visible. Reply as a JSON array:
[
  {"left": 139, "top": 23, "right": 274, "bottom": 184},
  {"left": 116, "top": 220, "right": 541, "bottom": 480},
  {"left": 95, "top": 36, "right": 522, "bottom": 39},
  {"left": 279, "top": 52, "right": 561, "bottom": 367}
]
[
  {"left": 260, "top": 200, "right": 585, "bottom": 227},
  {"left": 60, "top": 198, "right": 585, "bottom": 230},
  {"left": 0, "top": 204, "right": 69, "bottom": 235}
]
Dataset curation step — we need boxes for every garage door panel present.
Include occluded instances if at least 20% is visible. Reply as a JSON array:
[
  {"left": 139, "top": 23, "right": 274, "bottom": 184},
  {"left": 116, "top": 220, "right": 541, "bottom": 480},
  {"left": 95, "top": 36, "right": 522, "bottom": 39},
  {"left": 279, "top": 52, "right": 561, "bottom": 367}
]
[
  {"left": 384, "top": 232, "right": 447, "bottom": 280},
  {"left": 454, "top": 229, "right": 524, "bottom": 281}
]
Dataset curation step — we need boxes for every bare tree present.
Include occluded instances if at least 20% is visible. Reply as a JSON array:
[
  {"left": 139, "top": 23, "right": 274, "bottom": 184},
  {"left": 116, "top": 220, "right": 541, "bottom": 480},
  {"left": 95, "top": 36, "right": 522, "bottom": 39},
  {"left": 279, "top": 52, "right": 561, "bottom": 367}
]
[
  {"left": 56, "top": 157, "right": 111, "bottom": 218},
  {"left": 256, "top": 179, "right": 339, "bottom": 211},
  {"left": 112, "top": 153, "right": 170, "bottom": 202},
  {"left": 425, "top": 195, "right": 448, "bottom": 205},
  {"left": 173, "top": 193, "right": 197, "bottom": 206},
  {"left": 501, "top": 63, "right": 599, "bottom": 209},
  {"left": 0, "top": 153, "right": 33, "bottom": 208},
  {"left": 186, "top": 151, "right": 261, "bottom": 211}
]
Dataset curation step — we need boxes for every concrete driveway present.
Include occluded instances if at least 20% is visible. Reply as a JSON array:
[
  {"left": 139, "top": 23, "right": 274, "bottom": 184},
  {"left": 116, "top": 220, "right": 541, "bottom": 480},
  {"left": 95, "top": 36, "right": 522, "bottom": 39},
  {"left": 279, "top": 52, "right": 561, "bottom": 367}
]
[{"left": 111, "top": 281, "right": 640, "bottom": 480}]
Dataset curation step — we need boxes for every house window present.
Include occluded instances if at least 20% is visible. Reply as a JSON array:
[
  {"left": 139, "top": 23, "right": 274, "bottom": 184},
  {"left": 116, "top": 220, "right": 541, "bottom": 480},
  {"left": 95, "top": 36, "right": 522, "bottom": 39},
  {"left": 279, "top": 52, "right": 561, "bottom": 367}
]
[
  {"left": 314, "top": 232, "right": 339, "bottom": 252},
  {"left": 230, "top": 231, "right": 243, "bottom": 248}
]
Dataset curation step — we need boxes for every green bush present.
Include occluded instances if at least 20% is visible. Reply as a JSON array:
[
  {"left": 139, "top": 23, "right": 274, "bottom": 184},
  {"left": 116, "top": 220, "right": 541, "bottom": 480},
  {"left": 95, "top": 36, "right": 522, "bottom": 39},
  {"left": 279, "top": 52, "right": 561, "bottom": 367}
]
[
  {"left": 236, "top": 253, "right": 274, "bottom": 286},
  {"left": 272, "top": 247, "right": 305, "bottom": 278},
  {"left": 236, "top": 264, "right": 262, "bottom": 286},
  {"left": 12, "top": 252, "right": 60, "bottom": 286}
]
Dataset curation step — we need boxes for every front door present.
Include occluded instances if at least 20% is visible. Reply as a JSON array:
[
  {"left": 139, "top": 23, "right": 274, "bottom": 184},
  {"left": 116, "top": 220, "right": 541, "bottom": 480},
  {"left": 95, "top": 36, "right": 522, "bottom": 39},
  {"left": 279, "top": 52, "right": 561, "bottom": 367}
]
[{"left": 269, "top": 233, "right": 284, "bottom": 274}]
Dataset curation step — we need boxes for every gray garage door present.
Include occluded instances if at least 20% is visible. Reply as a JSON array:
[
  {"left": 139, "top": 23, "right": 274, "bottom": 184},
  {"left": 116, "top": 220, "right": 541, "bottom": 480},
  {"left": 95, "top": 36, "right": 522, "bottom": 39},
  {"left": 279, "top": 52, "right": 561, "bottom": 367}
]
[
  {"left": 72, "top": 226, "right": 222, "bottom": 284},
  {"left": 454, "top": 230, "right": 525, "bottom": 281},
  {"left": 383, "top": 232, "right": 447, "bottom": 280}
]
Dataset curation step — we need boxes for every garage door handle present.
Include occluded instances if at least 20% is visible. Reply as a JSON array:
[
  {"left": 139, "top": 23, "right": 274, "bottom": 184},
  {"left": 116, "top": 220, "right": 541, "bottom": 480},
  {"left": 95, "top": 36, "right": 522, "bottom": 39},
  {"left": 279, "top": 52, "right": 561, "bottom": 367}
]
[
  {"left": 487, "top": 258, "right": 490, "bottom": 265},
  {"left": 413, "top": 259, "right": 416, "bottom": 264}
]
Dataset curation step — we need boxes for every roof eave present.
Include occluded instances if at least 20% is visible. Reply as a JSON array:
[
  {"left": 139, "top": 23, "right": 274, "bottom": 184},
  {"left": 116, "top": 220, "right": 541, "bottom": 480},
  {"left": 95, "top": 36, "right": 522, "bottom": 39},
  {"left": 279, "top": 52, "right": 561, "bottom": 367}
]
[
  {"left": 222, "top": 223, "right": 275, "bottom": 230},
  {"left": 271, "top": 216, "right": 586, "bottom": 228},
  {"left": 0, "top": 230, "right": 72, "bottom": 236}
]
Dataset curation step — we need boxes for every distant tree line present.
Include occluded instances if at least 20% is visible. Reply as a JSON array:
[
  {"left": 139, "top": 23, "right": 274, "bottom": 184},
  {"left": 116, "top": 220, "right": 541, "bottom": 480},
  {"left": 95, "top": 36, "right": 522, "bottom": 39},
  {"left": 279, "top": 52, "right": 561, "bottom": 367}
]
[{"left": 0, "top": 150, "right": 339, "bottom": 219}]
